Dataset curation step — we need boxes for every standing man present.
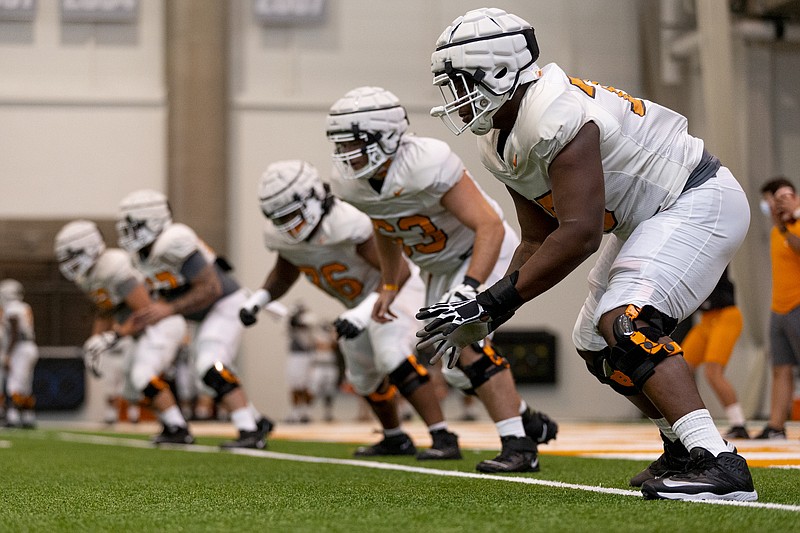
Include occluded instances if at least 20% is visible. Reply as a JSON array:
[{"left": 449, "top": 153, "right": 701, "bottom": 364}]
[
  {"left": 54, "top": 219, "right": 193, "bottom": 444},
  {"left": 420, "top": 8, "right": 755, "bottom": 500},
  {"left": 0, "top": 279, "right": 38, "bottom": 429},
  {"left": 117, "top": 190, "right": 274, "bottom": 449},
  {"left": 240, "top": 160, "right": 461, "bottom": 460},
  {"left": 757, "top": 178, "right": 800, "bottom": 439},
  {"left": 326, "top": 87, "right": 558, "bottom": 473}
]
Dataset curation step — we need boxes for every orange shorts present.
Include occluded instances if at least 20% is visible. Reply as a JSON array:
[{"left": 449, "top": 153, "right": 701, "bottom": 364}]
[{"left": 681, "top": 305, "right": 743, "bottom": 367}]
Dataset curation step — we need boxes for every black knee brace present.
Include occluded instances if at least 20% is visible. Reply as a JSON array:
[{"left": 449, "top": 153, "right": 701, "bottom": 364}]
[
  {"left": 584, "top": 349, "right": 638, "bottom": 396},
  {"left": 461, "top": 343, "right": 510, "bottom": 394},
  {"left": 608, "top": 305, "right": 682, "bottom": 389},
  {"left": 202, "top": 363, "right": 241, "bottom": 399},
  {"left": 389, "top": 355, "right": 430, "bottom": 398},
  {"left": 142, "top": 376, "right": 169, "bottom": 400}
]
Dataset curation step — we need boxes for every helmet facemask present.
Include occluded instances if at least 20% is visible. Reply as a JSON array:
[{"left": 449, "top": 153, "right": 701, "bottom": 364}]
[
  {"left": 54, "top": 220, "right": 107, "bottom": 282},
  {"left": 328, "top": 128, "right": 392, "bottom": 180},
  {"left": 116, "top": 190, "right": 172, "bottom": 253},
  {"left": 432, "top": 65, "right": 511, "bottom": 136},
  {"left": 259, "top": 161, "right": 327, "bottom": 243}
]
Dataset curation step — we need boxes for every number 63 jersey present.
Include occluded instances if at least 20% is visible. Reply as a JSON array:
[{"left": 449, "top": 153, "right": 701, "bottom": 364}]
[
  {"left": 331, "top": 134, "right": 505, "bottom": 276},
  {"left": 478, "top": 62, "right": 707, "bottom": 239}
]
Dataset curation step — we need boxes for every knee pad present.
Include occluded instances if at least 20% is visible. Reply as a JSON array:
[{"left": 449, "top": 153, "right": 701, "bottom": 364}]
[
  {"left": 388, "top": 355, "right": 430, "bottom": 398},
  {"left": 608, "top": 305, "right": 682, "bottom": 389},
  {"left": 202, "top": 362, "right": 241, "bottom": 399},
  {"left": 142, "top": 376, "right": 170, "bottom": 400},
  {"left": 461, "top": 343, "right": 510, "bottom": 393},
  {"left": 584, "top": 349, "right": 638, "bottom": 396},
  {"left": 365, "top": 378, "right": 398, "bottom": 404}
]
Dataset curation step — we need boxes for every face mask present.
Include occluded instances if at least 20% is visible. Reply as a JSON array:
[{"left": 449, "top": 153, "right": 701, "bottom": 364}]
[{"left": 759, "top": 199, "right": 771, "bottom": 217}]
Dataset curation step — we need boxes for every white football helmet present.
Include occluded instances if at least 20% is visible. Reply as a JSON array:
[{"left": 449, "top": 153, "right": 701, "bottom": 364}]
[
  {"left": 0, "top": 278, "right": 24, "bottom": 305},
  {"left": 430, "top": 7, "right": 540, "bottom": 135},
  {"left": 259, "top": 160, "right": 328, "bottom": 243},
  {"left": 326, "top": 86, "right": 409, "bottom": 179},
  {"left": 116, "top": 189, "right": 172, "bottom": 253},
  {"left": 54, "top": 220, "right": 107, "bottom": 282}
]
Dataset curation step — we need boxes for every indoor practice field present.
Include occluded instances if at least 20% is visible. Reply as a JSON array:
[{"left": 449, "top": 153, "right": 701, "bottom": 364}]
[{"left": 2, "top": 420, "right": 799, "bottom": 532}]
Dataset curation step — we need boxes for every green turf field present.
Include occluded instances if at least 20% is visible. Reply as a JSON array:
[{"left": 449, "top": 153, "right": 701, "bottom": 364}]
[{"left": 1, "top": 429, "right": 798, "bottom": 532}]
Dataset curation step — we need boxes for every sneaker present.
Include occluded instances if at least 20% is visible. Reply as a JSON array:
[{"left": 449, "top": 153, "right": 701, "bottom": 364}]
[
  {"left": 641, "top": 447, "right": 758, "bottom": 501},
  {"left": 220, "top": 429, "right": 267, "bottom": 450},
  {"left": 754, "top": 425, "right": 786, "bottom": 439},
  {"left": 152, "top": 425, "right": 195, "bottom": 445},
  {"left": 417, "top": 430, "right": 462, "bottom": 460},
  {"left": 354, "top": 433, "right": 416, "bottom": 457},
  {"left": 630, "top": 432, "right": 691, "bottom": 487},
  {"left": 723, "top": 425, "right": 750, "bottom": 440},
  {"left": 521, "top": 408, "right": 558, "bottom": 445},
  {"left": 476, "top": 435, "right": 539, "bottom": 473}
]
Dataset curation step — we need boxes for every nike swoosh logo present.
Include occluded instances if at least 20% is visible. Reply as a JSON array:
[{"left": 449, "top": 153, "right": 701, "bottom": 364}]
[{"left": 661, "top": 478, "right": 716, "bottom": 488}]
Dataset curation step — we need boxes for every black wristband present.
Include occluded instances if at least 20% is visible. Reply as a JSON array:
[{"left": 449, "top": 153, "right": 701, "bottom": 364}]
[
  {"left": 462, "top": 275, "right": 481, "bottom": 289},
  {"left": 476, "top": 271, "right": 524, "bottom": 320}
]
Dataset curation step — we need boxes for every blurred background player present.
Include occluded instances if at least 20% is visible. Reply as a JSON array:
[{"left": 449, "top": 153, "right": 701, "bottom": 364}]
[
  {"left": 310, "top": 322, "right": 341, "bottom": 423},
  {"left": 116, "top": 190, "right": 274, "bottom": 449},
  {"left": 54, "top": 220, "right": 193, "bottom": 444},
  {"left": 284, "top": 303, "right": 316, "bottom": 424},
  {"left": 326, "top": 87, "right": 558, "bottom": 473},
  {"left": 0, "top": 279, "right": 39, "bottom": 428},
  {"left": 240, "top": 160, "right": 461, "bottom": 460},
  {"left": 681, "top": 267, "right": 749, "bottom": 439}
]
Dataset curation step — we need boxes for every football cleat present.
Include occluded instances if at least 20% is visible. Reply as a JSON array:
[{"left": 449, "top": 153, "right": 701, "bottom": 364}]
[
  {"left": 723, "top": 425, "right": 750, "bottom": 440},
  {"left": 257, "top": 416, "right": 276, "bottom": 436},
  {"left": 152, "top": 425, "right": 195, "bottom": 445},
  {"left": 220, "top": 429, "right": 267, "bottom": 450},
  {"left": 476, "top": 435, "right": 539, "bottom": 473},
  {"left": 417, "top": 429, "right": 462, "bottom": 460},
  {"left": 521, "top": 408, "right": 558, "bottom": 445},
  {"left": 754, "top": 425, "right": 786, "bottom": 440},
  {"left": 630, "top": 432, "right": 691, "bottom": 487},
  {"left": 354, "top": 433, "right": 416, "bottom": 457},
  {"left": 641, "top": 447, "right": 757, "bottom": 501}
]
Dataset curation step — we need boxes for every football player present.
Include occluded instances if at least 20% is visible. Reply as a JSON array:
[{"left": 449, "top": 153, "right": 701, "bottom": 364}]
[
  {"left": 326, "top": 87, "right": 558, "bottom": 473},
  {"left": 240, "top": 160, "right": 461, "bottom": 460},
  {"left": 54, "top": 219, "right": 194, "bottom": 444},
  {"left": 0, "top": 279, "right": 39, "bottom": 429},
  {"left": 421, "top": 8, "right": 755, "bottom": 501},
  {"left": 116, "top": 190, "right": 274, "bottom": 449}
]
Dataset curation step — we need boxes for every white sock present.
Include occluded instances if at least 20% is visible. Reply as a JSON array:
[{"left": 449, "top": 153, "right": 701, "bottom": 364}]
[
  {"left": 248, "top": 402, "right": 263, "bottom": 421},
  {"left": 496, "top": 416, "right": 525, "bottom": 438},
  {"left": 652, "top": 417, "right": 679, "bottom": 441},
  {"left": 725, "top": 403, "right": 746, "bottom": 427},
  {"left": 428, "top": 421, "right": 448, "bottom": 433},
  {"left": 673, "top": 409, "right": 728, "bottom": 456},
  {"left": 383, "top": 426, "right": 404, "bottom": 438},
  {"left": 160, "top": 405, "right": 187, "bottom": 428},
  {"left": 230, "top": 407, "right": 258, "bottom": 432}
]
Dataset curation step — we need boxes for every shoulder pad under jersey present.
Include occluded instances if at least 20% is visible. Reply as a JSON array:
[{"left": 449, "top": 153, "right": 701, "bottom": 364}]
[{"left": 152, "top": 223, "right": 201, "bottom": 268}]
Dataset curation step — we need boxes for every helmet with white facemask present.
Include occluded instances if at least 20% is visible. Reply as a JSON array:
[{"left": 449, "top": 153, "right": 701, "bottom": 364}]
[{"left": 258, "top": 160, "right": 329, "bottom": 243}]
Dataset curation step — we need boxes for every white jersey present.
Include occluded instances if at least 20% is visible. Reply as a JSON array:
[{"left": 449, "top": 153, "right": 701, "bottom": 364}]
[
  {"left": 263, "top": 199, "right": 381, "bottom": 309},
  {"left": 76, "top": 248, "right": 142, "bottom": 322},
  {"left": 477, "top": 62, "right": 706, "bottom": 239},
  {"left": 1, "top": 300, "right": 35, "bottom": 342},
  {"left": 331, "top": 135, "right": 505, "bottom": 276}
]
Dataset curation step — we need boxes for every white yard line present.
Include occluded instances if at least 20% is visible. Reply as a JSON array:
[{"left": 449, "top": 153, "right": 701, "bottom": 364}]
[{"left": 52, "top": 431, "right": 800, "bottom": 513}]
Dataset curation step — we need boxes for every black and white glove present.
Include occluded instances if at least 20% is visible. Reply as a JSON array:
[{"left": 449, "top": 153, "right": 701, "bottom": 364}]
[
  {"left": 82, "top": 331, "right": 119, "bottom": 377},
  {"left": 334, "top": 292, "right": 378, "bottom": 339},
  {"left": 416, "top": 272, "right": 525, "bottom": 368},
  {"left": 239, "top": 289, "right": 271, "bottom": 327},
  {"left": 439, "top": 276, "right": 480, "bottom": 304}
]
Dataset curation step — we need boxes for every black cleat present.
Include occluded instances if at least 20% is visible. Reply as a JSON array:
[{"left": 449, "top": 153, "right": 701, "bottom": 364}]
[
  {"left": 257, "top": 416, "right": 275, "bottom": 436},
  {"left": 152, "top": 425, "right": 195, "bottom": 445},
  {"left": 723, "top": 425, "right": 750, "bottom": 440},
  {"left": 754, "top": 425, "right": 786, "bottom": 440},
  {"left": 642, "top": 447, "right": 757, "bottom": 501},
  {"left": 220, "top": 429, "right": 267, "bottom": 450},
  {"left": 354, "top": 433, "right": 416, "bottom": 457},
  {"left": 476, "top": 435, "right": 539, "bottom": 473},
  {"left": 630, "top": 432, "right": 691, "bottom": 487},
  {"left": 417, "top": 429, "right": 462, "bottom": 460},
  {"left": 521, "top": 408, "right": 558, "bottom": 445}
]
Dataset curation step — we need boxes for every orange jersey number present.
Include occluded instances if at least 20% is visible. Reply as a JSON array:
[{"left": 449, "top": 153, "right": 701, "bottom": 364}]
[
  {"left": 535, "top": 191, "right": 618, "bottom": 233},
  {"left": 569, "top": 76, "right": 646, "bottom": 117},
  {"left": 373, "top": 215, "right": 447, "bottom": 257},
  {"left": 298, "top": 263, "right": 363, "bottom": 302}
]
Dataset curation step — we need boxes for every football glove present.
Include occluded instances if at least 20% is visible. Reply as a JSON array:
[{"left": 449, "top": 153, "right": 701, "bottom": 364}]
[
  {"left": 415, "top": 299, "right": 490, "bottom": 368},
  {"left": 239, "top": 289, "right": 272, "bottom": 327},
  {"left": 334, "top": 292, "right": 379, "bottom": 339},
  {"left": 439, "top": 282, "right": 479, "bottom": 304},
  {"left": 82, "top": 331, "right": 120, "bottom": 377}
]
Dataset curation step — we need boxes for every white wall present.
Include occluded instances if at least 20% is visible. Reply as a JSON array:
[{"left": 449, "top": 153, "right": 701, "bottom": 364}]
[{"left": 2, "top": 0, "right": 798, "bottom": 422}]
